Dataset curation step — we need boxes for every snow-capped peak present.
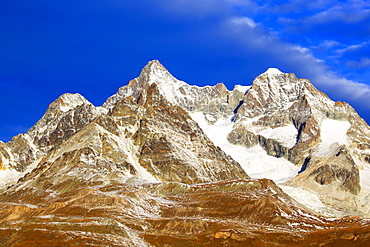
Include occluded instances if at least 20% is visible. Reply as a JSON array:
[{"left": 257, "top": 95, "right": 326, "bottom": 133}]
[
  {"left": 142, "top": 60, "right": 167, "bottom": 75},
  {"left": 53, "top": 93, "right": 91, "bottom": 112},
  {"left": 102, "top": 60, "right": 188, "bottom": 110},
  {"left": 140, "top": 60, "right": 172, "bottom": 79},
  {"left": 264, "top": 68, "right": 283, "bottom": 75},
  {"left": 59, "top": 93, "right": 89, "bottom": 107}
]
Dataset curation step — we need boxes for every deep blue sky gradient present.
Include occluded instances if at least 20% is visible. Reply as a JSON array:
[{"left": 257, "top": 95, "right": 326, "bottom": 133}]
[{"left": 1, "top": 0, "right": 370, "bottom": 141}]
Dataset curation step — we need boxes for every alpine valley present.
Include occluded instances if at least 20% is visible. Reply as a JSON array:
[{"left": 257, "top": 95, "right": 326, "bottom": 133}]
[{"left": 1, "top": 60, "right": 370, "bottom": 246}]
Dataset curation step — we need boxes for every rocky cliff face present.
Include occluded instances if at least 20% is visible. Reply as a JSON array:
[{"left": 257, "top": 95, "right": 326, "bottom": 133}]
[{"left": 1, "top": 60, "right": 370, "bottom": 246}]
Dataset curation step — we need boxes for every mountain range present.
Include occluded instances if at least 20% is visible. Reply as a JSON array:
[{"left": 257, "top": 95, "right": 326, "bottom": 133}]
[{"left": 1, "top": 60, "right": 370, "bottom": 246}]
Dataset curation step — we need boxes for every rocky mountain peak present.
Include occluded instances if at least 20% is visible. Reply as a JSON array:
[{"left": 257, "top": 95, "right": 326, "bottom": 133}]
[
  {"left": 103, "top": 60, "right": 187, "bottom": 110},
  {"left": 235, "top": 68, "right": 335, "bottom": 123},
  {"left": 253, "top": 70, "right": 302, "bottom": 99},
  {"left": 139, "top": 59, "right": 168, "bottom": 76},
  {"left": 137, "top": 60, "right": 186, "bottom": 89}
]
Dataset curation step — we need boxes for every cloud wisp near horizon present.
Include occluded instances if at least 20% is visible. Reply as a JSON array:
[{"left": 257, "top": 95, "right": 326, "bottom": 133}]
[{"left": 1, "top": 0, "right": 370, "bottom": 141}]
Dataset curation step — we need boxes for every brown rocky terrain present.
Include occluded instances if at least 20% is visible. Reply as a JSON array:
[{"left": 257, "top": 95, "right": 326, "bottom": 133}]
[{"left": 2, "top": 174, "right": 370, "bottom": 246}]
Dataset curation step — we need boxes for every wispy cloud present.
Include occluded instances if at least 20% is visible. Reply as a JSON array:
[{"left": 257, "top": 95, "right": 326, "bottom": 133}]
[
  {"left": 307, "top": 0, "right": 370, "bottom": 24},
  {"left": 347, "top": 57, "right": 370, "bottom": 69},
  {"left": 312, "top": 40, "right": 340, "bottom": 50},
  {"left": 313, "top": 71, "right": 370, "bottom": 102},
  {"left": 335, "top": 42, "right": 370, "bottom": 57},
  {"left": 335, "top": 44, "right": 364, "bottom": 56}
]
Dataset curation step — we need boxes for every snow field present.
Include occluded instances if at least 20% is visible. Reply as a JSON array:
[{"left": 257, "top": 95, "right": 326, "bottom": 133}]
[
  {"left": 319, "top": 119, "right": 350, "bottom": 149},
  {"left": 190, "top": 113, "right": 299, "bottom": 183}
]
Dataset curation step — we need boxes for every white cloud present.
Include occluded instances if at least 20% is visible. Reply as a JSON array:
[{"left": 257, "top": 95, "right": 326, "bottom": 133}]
[
  {"left": 335, "top": 44, "right": 363, "bottom": 56},
  {"left": 231, "top": 17, "right": 257, "bottom": 28},
  {"left": 313, "top": 71, "right": 370, "bottom": 100},
  {"left": 290, "top": 45, "right": 310, "bottom": 54}
]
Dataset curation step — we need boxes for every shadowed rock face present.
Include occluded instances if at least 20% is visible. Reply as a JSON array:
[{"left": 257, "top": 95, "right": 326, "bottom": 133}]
[
  {"left": 131, "top": 84, "right": 248, "bottom": 183},
  {"left": 284, "top": 144, "right": 362, "bottom": 216},
  {"left": 1, "top": 60, "right": 370, "bottom": 246},
  {"left": 308, "top": 148, "right": 360, "bottom": 195}
]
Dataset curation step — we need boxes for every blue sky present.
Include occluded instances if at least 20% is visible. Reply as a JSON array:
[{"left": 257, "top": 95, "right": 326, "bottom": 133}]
[{"left": 1, "top": 0, "right": 370, "bottom": 142}]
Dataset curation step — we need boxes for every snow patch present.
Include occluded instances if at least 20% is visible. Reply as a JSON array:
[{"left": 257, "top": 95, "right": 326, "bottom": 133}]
[
  {"left": 233, "top": 85, "right": 251, "bottom": 93},
  {"left": 240, "top": 122, "right": 298, "bottom": 148},
  {"left": 145, "top": 61, "right": 187, "bottom": 104},
  {"left": 264, "top": 68, "right": 283, "bottom": 75},
  {"left": 315, "top": 119, "right": 351, "bottom": 155},
  {"left": 279, "top": 185, "right": 338, "bottom": 217},
  {"left": 96, "top": 106, "right": 109, "bottom": 115},
  {"left": 60, "top": 106, "right": 73, "bottom": 112},
  {"left": 59, "top": 93, "right": 89, "bottom": 108},
  {"left": 37, "top": 215, "right": 54, "bottom": 218},
  {"left": 258, "top": 125, "right": 298, "bottom": 148},
  {"left": 1, "top": 157, "right": 42, "bottom": 189},
  {"left": 0, "top": 169, "right": 23, "bottom": 187},
  {"left": 91, "top": 125, "right": 159, "bottom": 183},
  {"left": 360, "top": 165, "right": 370, "bottom": 192},
  {"left": 356, "top": 164, "right": 370, "bottom": 215},
  {"left": 320, "top": 119, "right": 350, "bottom": 145}
]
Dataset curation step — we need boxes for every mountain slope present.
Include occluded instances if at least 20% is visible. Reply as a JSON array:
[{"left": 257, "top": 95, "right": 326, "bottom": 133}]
[
  {"left": 2, "top": 177, "right": 370, "bottom": 246},
  {"left": 1, "top": 60, "right": 370, "bottom": 246}
]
